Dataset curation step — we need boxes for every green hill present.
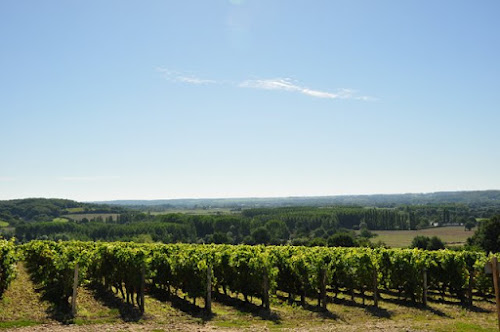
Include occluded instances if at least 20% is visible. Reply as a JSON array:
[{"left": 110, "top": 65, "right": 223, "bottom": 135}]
[{"left": 0, "top": 198, "right": 127, "bottom": 226}]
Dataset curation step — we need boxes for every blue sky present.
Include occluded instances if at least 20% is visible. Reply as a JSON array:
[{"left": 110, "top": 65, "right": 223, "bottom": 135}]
[{"left": 1, "top": 1, "right": 499, "bottom": 201}]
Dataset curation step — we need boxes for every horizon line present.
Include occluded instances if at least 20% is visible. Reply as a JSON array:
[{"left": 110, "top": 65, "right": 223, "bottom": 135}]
[{"left": 2, "top": 189, "right": 499, "bottom": 203}]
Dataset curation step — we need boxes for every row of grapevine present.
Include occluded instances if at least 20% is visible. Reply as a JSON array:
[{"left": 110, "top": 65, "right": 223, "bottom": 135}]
[
  {"left": 91, "top": 242, "right": 148, "bottom": 310},
  {"left": 20, "top": 241, "right": 500, "bottom": 314},
  {"left": 149, "top": 244, "right": 273, "bottom": 309},
  {"left": 23, "top": 241, "right": 94, "bottom": 302},
  {"left": 0, "top": 239, "right": 17, "bottom": 297}
]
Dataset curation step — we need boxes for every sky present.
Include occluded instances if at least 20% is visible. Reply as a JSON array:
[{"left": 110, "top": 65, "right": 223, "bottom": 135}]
[{"left": 1, "top": 0, "right": 499, "bottom": 201}]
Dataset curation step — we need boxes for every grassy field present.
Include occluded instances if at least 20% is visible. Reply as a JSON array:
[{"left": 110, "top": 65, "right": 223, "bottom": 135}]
[
  {"left": 372, "top": 226, "right": 475, "bottom": 248},
  {"left": 0, "top": 263, "right": 497, "bottom": 331},
  {"left": 150, "top": 208, "right": 237, "bottom": 216},
  {"left": 0, "top": 221, "right": 8, "bottom": 228},
  {"left": 62, "top": 213, "right": 120, "bottom": 222},
  {"left": 51, "top": 218, "right": 69, "bottom": 223},
  {"left": 64, "top": 207, "right": 86, "bottom": 213}
]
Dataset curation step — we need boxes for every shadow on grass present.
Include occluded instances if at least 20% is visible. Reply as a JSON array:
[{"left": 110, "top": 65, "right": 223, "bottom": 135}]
[
  {"left": 148, "top": 286, "right": 215, "bottom": 322},
  {"left": 329, "top": 295, "right": 392, "bottom": 318},
  {"left": 26, "top": 270, "right": 74, "bottom": 324},
  {"left": 424, "top": 296, "right": 492, "bottom": 313},
  {"left": 466, "top": 305, "right": 493, "bottom": 313},
  {"left": 87, "top": 282, "right": 143, "bottom": 322},
  {"left": 304, "top": 303, "right": 341, "bottom": 320},
  {"left": 274, "top": 293, "right": 340, "bottom": 320},
  {"left": 380, "top": 297, "right": 451, "bottom": 318},
  {"left": 38, "top": 287, "right": 74, "bottom": 324},
  {"left": 213, "top": 291, "right": 281, "bottom": 323},
  {"left": 370, "top": 288, "right": 490, "bottom": 315},
  {"left": 379, "top": 288, "right": 494, "bottom": 310}
]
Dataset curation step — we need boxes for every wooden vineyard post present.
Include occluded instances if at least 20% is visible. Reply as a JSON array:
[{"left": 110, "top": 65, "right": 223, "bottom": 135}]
[
  {"left": 140, "top": 263, "right": 145, "bottom": 313},
  {"left": 491, "top": 257, "right": 500, "bottom": 331},
  {"left": 205, "top": 264, "right": 212, "bottom": 314},
  {"left": 468, "top": 267, "right": 474, "bottom": 307},
  {"left": 71, "top": 263, "right": 79, "bottom": 316},
  {"left": 373, "top": 267, "right": 378, "bottom": 308},
  {"left": 263, "top": 271, "right": 270, "bottom": 313},
  {"left": 422, "top": 268, "right": 427, "bottom": 306},
  {"left": 320, "top": 269, "right": 327, "bottom": 310}
]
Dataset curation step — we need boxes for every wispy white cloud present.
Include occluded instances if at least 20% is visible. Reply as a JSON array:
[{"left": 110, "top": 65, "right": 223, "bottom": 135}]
[
  {"left": 156, "top": 68, "right": 375, "bottom": 101},
  {"left": 59, "top": 176, "right": 120, "bottom": 182},
  {"left": 156, "top": 67, "right": 216, "bottom": 85},
  {"left": 176, "top": 76, "right": 216, "bottom": 84},
  {"left": 239, "top": 78, "right": 374, "bottom": 100}
]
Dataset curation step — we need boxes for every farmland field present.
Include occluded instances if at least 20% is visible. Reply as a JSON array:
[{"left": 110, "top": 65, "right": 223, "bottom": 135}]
[
  {"left": 64, "top": 207, "right": 86, "bottom": 213},
  {"left": 150, "top": 208, "right": 236, "bottom": 215},
  {"left": 372, "top": 226, "right": 475, "bottom": 248},
  {"left": 62, "top": 213, "right": 120, "bottom": 222},
  {"left": 51, "top": 218, "right": 69, "bottom": 223}
]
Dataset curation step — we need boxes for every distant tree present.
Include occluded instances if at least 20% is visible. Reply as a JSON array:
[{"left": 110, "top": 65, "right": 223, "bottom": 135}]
[
  {"left": 465, "top": 221, "right": 475, "bottom": 231},
  {"left": 359, "top": 228, "right": 375, "bottom": 239},
  {"left": 467, "top": 215, "right": 500, "bottom": 252},
  {"left": 242, "top": 235, "right": 255, "bottom": 245},
  {"left": 312, "top": 227, "right": 326, "bottom": 239},
  {"left": 411, "top": 235, "right": 430, "bottom": 249},
  {"left": 290, "top": 237, "right": 310, "bottom": 246},
  {"left": 357, "top": 237, "right": 373, "bottom": 247},
  {"left": 327, "top": 233, "right": 357, "bottom": 247},
  {"left": 265, "top": 219, "right": 289, "bottom": 241},
  {"left": 132, "top": 234, "right": 154, "bottom": 243},
  {"left": 428, "top": 236, "right": 445, "bottom": 250},
  {"left": 251, "top": 227, "right": 271, "bottom": 244},
  {"left": 416, "top": 219, "right": 430, "bottom": 230},
  {"left": 410, "top": 235, "right": 445, "bottom": 250},
  {"left": 211, "top": 232, "right": 230, "bottom": 244},
  {"left": 308, "top": 237, "right": 327, "bottom": 247}
]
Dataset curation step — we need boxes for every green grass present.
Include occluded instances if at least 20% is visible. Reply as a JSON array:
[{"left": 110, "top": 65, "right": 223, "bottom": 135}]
[
  {"left": 65, "top": 207, "right": 85, "bottom": 213},
  {"left": 0, "top": 221, "right": 8, "bottom": 228},
  {"left": 150, "top": 208, "right": 236, "bottom": 216},
  {"left": 0, "top": 264, "right": 52, "bottom": 328},
  {"left": 52, "top": 217, "right": 69, "bottom": 223},
  {"left": 0, "top": 320, "right": 38, "bottom": 329},
  {"left": 433, "top": 322, "right": 498, "bottom": 332},
  {"left": 62, "top": 213, "right": 120, "bottom": 222},
  {"left": 371, "top": 226, "right": 475, "bottom": 248}
]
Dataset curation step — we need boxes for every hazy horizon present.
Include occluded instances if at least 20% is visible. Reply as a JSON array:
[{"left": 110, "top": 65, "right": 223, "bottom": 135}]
[
  {"left": 2, "top": 1, "right": 499, "bottom": 201},
  {"left": 1, "top": 188, "right": 499, "bottom": 203}
]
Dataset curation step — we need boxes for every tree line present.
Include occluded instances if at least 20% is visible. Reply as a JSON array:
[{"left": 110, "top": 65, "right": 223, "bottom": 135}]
[{"left": 10, "top": 205, "right": 482, "bottom": 247}]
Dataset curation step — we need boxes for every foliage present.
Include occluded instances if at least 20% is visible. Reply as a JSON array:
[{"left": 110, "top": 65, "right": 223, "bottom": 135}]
[
  {"left": 327, "top": 233, "right": 357, "bottom": 247},
  {"left": 8, "top": 199, "right": 495, "bottom": 247},
  {"left": 0, "top": 239, "right": 17, "bottom": 298},
  {"left": 18, "top": 240, "right": 500, "bottom": 309},
  {"left": 410, "top": 235, "right": 445, "bottom": 250},
  {"left": 22, "top": 241, "right": 94, "bottom": 302},
  {"left": 467, "top": 215, "right": 500, "bottom": 252},
  {"left": 0, "top": 198, "right": 125, "bottom": 224}
]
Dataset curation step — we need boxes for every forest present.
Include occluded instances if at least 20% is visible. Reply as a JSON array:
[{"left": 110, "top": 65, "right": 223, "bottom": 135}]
[
  {"left": 98, "top": 190, "right": 500, "bottom": 210},
  {"left": 1, "top": 196, "right": 496, "bottom": 249}
]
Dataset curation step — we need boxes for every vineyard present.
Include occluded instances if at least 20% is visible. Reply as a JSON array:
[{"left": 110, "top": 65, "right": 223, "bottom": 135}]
[
  {"left": 0, "top": 239, "right": 16, "bottom": 298},
  {"left": 0, "top": 241, "right": 498, "bottom": 330},
  {"left": 16, "top": 242, "right": 500, "bottom": 309}
]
